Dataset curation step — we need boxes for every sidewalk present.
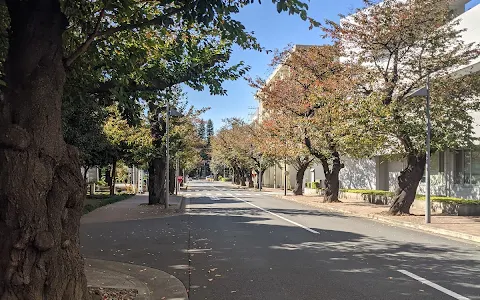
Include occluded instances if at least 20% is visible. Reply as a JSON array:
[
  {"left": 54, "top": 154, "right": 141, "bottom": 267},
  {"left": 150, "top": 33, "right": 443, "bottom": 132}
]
[
  {"left": 86, "top": 258, "right": 188, "bottom": 300},
  {"left": 235, "top": 185, "right": 480, "bottom": 244},
  {"left": 81, "top": 194, "right": 185, "bottom": 224},
  {"left": 81, "top": 194, "right": 188, "bottom": 299}
]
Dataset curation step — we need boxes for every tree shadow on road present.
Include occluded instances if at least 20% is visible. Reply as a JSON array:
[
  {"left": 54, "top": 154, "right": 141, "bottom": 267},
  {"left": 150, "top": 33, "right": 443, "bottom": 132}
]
[{"left": 81, "top": 201, "right": 480, "bottom": 300}]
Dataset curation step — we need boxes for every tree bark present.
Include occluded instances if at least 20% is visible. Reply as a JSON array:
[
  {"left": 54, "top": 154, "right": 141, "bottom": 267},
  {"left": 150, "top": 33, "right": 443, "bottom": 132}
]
[
  {"left": 0, "top": 1, "right": 90, "bottom": 299},
  {"left": 148, "top": 157, "right": 166, "bottom": 205},
  {"left": 389, "top": 154, "right": 426, "bottom": 215},
  {"left": 247, "top": 172, "right": 254, "bottom": 188},
  {"left": 83, "top": 166, "right": 90, "bottom": 181},
  {"left": 109, "top": 160, "right": 117, "bottom": 196},
  {"left": 169, "top": 165, "right": 175, "bottom": 194},
  {"left": 320, "top": 152, "right": 343, "bottom": 203},
  {"left": 240, "top": 169, "right": 247, "bottom": 187},
  {"left": 293, "top": 162, "right": 309, "bottom": 196}
]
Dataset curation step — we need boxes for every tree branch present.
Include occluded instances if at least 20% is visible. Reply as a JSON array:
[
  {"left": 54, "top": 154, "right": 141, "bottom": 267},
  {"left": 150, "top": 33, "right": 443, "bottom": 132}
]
[
  {"left": 64, "top": 3, "right": 108, "bottom": 67},
  {"left": 91, "top": 54, "right": 226, "bottom": 94},
  {"left": 97, "top": 6, "right": 183, "bottom": 38}
]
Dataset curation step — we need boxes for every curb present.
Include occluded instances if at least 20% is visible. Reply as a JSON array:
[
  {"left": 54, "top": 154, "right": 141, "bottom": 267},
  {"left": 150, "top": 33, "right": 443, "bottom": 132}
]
[
  {"left": 271, "top": 194, "right": 480, "bottom": 245},
  {"left": 86, "top": 258, "right": 188, "bottom": 300}
]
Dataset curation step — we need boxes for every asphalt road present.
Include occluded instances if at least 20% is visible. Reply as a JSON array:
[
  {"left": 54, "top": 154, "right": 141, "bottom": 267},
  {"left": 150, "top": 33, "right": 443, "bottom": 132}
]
[{"left": 81, "top": 181, "right": 480, "bottom": 300}]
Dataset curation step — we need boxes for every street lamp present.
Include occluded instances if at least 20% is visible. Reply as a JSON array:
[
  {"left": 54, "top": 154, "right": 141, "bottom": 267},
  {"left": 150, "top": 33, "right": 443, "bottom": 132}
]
[
  {"left": 406, "top": 74, "right": 431, "bottom": 224},
  {"left": 165, "top": 101, "right": 183, "bottom": 208}
]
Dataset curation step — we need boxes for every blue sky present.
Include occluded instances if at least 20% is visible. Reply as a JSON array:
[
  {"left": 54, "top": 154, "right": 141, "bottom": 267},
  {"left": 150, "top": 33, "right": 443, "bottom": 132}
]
[{"left": 185, "top": 0, "right": 480, "bottom": 131}]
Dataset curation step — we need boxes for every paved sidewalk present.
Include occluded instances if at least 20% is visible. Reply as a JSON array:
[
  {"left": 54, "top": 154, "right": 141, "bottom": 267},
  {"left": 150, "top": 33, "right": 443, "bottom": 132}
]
[
  {"left": 82, "top": 194, "right": 185, "bottom": 224},
  {"left": 81, "top": 194, "right": 188, "bottom": 299},
  {"left": 86, "top": 258, "right": 188, "bottom": 300},
  {"left": 234, "top": 185, "right": 480, "bottom": 244}
]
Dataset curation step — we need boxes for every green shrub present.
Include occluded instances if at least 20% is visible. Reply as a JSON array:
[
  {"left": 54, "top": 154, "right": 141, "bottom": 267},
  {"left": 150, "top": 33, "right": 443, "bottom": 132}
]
[
  {"left": 83, "top": 194, "right": 133, "bottom": 214},
  {"left": 221, "top": 177, "right": 232, "bottom": 182},
  {"left": 305, "top": 182, "right": 321, "bottom": 189},
  {"left": 415, "top": 195, "right": 480, "bottom": 205},
  {"left": 341, "top": 189, "right": 394, "bottom": 196}
]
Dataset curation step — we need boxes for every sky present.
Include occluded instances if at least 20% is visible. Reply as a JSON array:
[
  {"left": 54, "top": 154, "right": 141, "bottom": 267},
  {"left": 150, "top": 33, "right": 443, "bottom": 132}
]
[{"left": 185, "top": 0, "right": 480, "bottom": 131}]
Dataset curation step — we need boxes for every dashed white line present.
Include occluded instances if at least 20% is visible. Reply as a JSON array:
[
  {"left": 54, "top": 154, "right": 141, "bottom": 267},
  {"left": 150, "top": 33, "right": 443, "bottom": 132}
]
[{"left": 398, "top": 270, "right": 470, "bottom": 300}]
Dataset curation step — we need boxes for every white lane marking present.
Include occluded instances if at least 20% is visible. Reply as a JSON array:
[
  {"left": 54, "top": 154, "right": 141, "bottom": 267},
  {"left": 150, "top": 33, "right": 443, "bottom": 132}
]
[
  {"left": 216, "top": 193, "right": 223, "bottom": 196},
  {"left": 245, "top": 193, "right": 251, "bottom": 196},
  {"left": 236, "top": 193, "right": 243, "bottom": 196},
  {"left": 256, "top": 193, "right": 262, "bottom": 196},
  {"left": 206, "top": 193, "right": 212, "bottom": 196},
  {"left": 185, "top": 193, "right": 191, "bottom": 196},
  {"left": 215, "top": 187, "right": 319, "bottom": 235},
  {"left": 398, "top": 270, "right": 470, "bottom": 300}
]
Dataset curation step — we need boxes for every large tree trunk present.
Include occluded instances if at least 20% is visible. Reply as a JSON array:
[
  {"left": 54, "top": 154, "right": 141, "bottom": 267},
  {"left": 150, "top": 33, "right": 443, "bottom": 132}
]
[
  {"left": 240, "top": 170, "right": 247, "bottom": 187},
  {"left": 320, "top": 152, "right": 343, "bottom": 203},
  {"left": 148, "top": 157, "right": 166, "bottom": 205},
  {"left": 293, "top": 162, "right": 309, "bottom": 196},
  {"left": 0, "top": 1, "right": 90, "bottom": 299},
  {"left": 109, "top": 160, "right": 117, "bottom": 196},
  {"left": 247, "top": 172, "right": 254, "bottom": 188},
  {"left": 389, "top": 154, "right": 426, "bottom": 215},
  {"left": 169, "top": 165, "right": 175, "bottom": 194}
]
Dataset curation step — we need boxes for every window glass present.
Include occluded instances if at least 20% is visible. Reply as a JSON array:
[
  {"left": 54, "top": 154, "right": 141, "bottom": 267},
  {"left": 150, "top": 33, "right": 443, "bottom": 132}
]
[
  {"left": 464, "top": 151, "right": 471, "bottom": 184},
  {"left": 471, "top": 151, "right": 480, "bottom": 185},
  {"left": 454, "top": 150, "right": 463, "bottom": 184}
]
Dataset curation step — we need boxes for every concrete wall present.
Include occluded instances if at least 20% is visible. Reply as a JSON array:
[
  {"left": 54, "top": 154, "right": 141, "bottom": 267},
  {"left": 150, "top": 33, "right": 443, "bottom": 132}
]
[{"left": 339, "top": 158, "right": 376, "bottom": 189}]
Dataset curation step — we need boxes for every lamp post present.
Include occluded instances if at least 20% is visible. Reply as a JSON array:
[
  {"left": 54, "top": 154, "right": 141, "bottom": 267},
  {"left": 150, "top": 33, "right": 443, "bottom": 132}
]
[
  {"left": 165, "top": 101, "right": 183, "bottom": 209},
  {"left": 406, "top": 74, "right": 431, "bottom": 224}
]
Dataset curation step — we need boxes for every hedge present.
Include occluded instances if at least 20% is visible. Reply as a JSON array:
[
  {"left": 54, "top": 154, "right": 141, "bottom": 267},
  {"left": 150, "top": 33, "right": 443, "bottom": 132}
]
[
  {"left": 83, "top": 194, "right": 134, "bottom": 214},
  {"left": 415, "top": 195, "right": 480, "bottom": 205},
  {"left": 341, "top": 189, "right": 394, "bottom": 196},
  {"left": 305, "top": 182, "right": 321, "bottom": 189}
]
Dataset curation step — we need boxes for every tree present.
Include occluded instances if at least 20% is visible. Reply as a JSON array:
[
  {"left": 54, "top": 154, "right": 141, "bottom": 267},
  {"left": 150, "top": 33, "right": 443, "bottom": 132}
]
[
  {"left": 197, "top": 120, "right": 207, "bottom": 141},
  {"left": 259, "top": 112, "right": 314, "bottom": 195},
  {"left": 325, "top": 0, "right": 480, "bottom": 214},
  {"left": 0, "top": 0, "right": 315, "bottom": 297},
  {"left": 206, "top": 119, "right": 214, "bottom": 145},
  {"left": 253, "top": 45, "right": 367, "bottom": 201}
]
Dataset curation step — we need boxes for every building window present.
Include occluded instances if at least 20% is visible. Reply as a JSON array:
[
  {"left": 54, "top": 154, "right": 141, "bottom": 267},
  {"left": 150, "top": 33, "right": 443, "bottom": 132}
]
[
  {"left": 421, "top": 152, "right": 443, "bottom": 183},
  {"left": 454, "top": 150, "right": 480, "bottom": 185}
]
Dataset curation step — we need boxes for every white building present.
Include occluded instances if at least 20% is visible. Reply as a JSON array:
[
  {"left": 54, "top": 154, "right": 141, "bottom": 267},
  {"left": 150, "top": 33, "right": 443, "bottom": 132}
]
[{"left": 258, "top": 0, "right": 480, "bottom": 198}]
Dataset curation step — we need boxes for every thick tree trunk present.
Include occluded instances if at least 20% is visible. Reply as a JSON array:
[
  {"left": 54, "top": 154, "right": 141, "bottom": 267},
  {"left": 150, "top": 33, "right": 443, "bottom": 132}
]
[
  {"left": 0, "top": 1, "right": 90, "bottom": 299},
  {"left": 248, "top": 172, "right": 254, "bottom": 188},
  {"left": 169, "top": 166, "right": 175, "bottom": 194},
  {"left": 109, "top": 160, "right": 117, "bottom": 196},
  {"left": 293, "top": 163, "right": 309, "bottom": 196},
  {"left": 321, "top": 152, "right": 343, "bottom": 203},
  {"left": 389, "top": 154, "right": 426, "bottom": 215},
  {"left": 83, "top": 166, "right": 89, "bottom": 181},
  {"left": 240, "top": 170, "right": 247, "bottom": 187},
  {"left": 148, "top": 157, "right": 166, "bottom": 205}
]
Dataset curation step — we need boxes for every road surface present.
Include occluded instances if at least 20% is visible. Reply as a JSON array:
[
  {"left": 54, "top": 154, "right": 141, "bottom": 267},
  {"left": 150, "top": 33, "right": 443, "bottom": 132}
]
[{"left": 81, "top": 181, "right": 480, "bottom": 299}]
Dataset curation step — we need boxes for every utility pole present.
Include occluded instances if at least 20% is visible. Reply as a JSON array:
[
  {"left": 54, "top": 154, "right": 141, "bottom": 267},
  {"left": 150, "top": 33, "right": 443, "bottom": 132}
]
[
  {"left": 425, "top": 74, "right": 431, "bottom": 224},
  {"left": 166, "top": 101, "right": 170, "bottom": 209}
]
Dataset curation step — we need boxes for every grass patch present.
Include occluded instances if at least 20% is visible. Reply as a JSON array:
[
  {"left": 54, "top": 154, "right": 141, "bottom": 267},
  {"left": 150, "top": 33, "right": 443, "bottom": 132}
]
[
  {"left": 415, "top": 195, "right": 480, "bottom": 205},
  {"left": 83, "top": 194, "right": 134, "bottom": 214},
  {"left": 341, "top": 189, "right": 394, "bottom": 196}
]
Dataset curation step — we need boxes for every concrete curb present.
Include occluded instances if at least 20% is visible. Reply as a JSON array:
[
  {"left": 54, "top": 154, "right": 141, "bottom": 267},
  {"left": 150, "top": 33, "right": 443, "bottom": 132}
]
[
  {"left": 86, "top": 258, "right": 188, "bottom": 300},
  {"left": 271, "top": 194, "right": 480, "bottom": 245}
]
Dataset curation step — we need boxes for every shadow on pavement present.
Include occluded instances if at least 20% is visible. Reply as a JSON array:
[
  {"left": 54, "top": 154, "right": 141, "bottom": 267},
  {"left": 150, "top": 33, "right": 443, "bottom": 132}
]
[{"left": 80, "top": 196, "right": 480, "bottom": 300}]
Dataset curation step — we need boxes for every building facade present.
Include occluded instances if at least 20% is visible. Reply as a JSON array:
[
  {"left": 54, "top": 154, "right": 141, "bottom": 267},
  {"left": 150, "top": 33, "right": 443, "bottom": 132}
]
[{"left": 258, "top": 0, "right": 480, "bottom": 198}]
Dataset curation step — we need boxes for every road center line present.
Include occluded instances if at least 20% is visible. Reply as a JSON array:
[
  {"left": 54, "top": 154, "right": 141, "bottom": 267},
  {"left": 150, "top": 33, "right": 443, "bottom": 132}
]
[
  {"left": 398, "top": 270, "right": 470, "bottom": 300},
  {"left": 216, "top": 188, "right": 320, "bottom": 234}
]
